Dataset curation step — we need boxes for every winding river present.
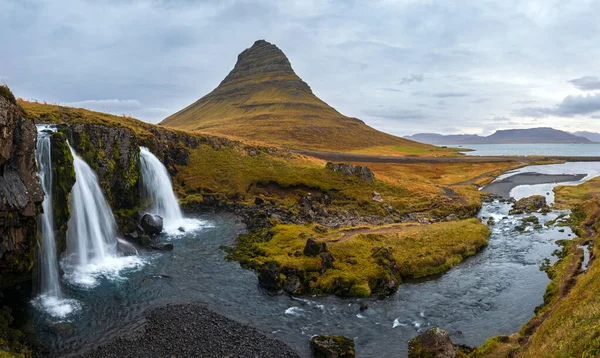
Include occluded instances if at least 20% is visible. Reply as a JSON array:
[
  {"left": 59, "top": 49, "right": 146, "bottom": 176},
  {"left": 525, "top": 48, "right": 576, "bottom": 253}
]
[{"left": 11, "top": 162, "right": 600, "bottom": 357}]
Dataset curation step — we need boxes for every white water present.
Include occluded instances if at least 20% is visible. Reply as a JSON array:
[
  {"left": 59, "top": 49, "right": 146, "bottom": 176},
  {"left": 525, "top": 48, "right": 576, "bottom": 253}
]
[
  {"left": 34, "top": 126, "right": 80, "bottom": 318},
  {"left": 63, "top": 144, "right": 144, "bottom": 287},
  {"left": 139, "top": 147, "right": 201, "bottom": 234}
]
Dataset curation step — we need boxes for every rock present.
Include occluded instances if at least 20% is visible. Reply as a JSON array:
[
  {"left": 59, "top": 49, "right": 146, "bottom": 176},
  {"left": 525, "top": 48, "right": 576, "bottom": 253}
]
[
  {"left": 0, "top": 87, "right": 44, "bottom": 285},
  {"left": 283, "top": 275, "right": 302, "bottom": 295},
  {"left": 509, "top": 195, "right": 550, "bottom": 215},
  {"left": 372, "top": 191, "right": 384, "bottom": 203},
  {"left": 178, "top": 227, "right": 185, "bottom": 232},
  {"left": 321, "top": 252, "right": 335, "bottom": 269},
  {"left": 303, "top": 238, "right": 326, "bottom": 257},
  {"left": 254, "top": 196, "right": 265, "bottom": 206},
  {"left": 359, "top": 303, "right": 369, "bottom": 312},
  {"left": 257, "top": 262, "right": 282, "bottom": 294},
  {"left": 311, "top": 335, "right": 355, "bottom": 358},
  {"left": 314, "top": 225, "right": 328, "bottom": 233},
  {"left": 446, "top": 214, "right": 458, "bottom": 221},
  {"left": 141, "top": 214, "right": 164, "bottom": 236},
  {"left": 408, "top": 328, "right": 457, "bottom": 358},
  {"left": 325, "top": 162, "right": 375, "bottom": 183},
  {"left": 149, "top": 243, "right": 174, "bottom": 251}
]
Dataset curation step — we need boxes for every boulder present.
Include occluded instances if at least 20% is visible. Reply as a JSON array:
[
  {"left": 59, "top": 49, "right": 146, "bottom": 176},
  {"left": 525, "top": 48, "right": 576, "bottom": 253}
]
[
  {"left": 141, "top": 214, "right": 164, "bottom": 236},
  {"left": 283, "top": 275, "right": 302, "bottom": 295},
  {"left": 325, "top": 162, "right": 375, "bottom": 183},
  {"left": 372, "top": 191, "right": 384, "bottom": 203},
  {"left": 408, "top": 328, "right": 457, "bottom": 358},
  {"left": 321, "top": 252, "right": 335, "bottom": 269},
  {"left": 254, "top": 196, "right": 265, "bottom": 206},
  {"left": 257, "top": 262, "right": 282, "bottom": 294},
  {"left": 311, "top": 335, "right": 355, "bottom": 358},
  {"left": 304, "top": 238, "right": 326, "bottom": 257},
  {"left": 509, "top": 195, "right": 550, "bottom": 215},
  {"left": 149, "top": 243, "right": 174, "bottom": 251}
]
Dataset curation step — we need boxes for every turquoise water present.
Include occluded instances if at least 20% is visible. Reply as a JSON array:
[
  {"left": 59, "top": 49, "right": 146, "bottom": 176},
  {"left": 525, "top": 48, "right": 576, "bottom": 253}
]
[{"left": 450, "top": 143, "right": 600, "bottom": 156}]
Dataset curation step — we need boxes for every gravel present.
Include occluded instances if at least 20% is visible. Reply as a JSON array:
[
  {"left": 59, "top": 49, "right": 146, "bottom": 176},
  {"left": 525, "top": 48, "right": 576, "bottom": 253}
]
[{"left": 77, "top": 303, "right": 300, "bottom": 358}]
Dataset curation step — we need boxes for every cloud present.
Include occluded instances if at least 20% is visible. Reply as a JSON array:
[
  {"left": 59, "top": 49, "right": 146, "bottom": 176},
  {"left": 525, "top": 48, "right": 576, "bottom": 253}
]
[
  {"left": 62, "top": 99, "right": 142, "bottom": 113},
  {"left": 364, "top": 108, "right": 426, "bottom": 120},
  {"left": 515, "top": 93, "right": 600, "bottom": 118},
  {"left": 568, "top": 76, "right": 600, "bottom": 91},
  {"left": 433, "top": 92, "right": 470, "bottom": 98},
  {"left": 399, "top": 74, "right": 424, "bottom": 85}
]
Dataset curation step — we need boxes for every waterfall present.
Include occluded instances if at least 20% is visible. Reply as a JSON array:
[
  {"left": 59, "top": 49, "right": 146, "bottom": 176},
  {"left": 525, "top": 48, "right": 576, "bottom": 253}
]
[
  {"left": 66, "top": 143, "right": 118, "bottom": 265},
  {"left": 61, "top": 143, "right": 145, "bottom": 288},
  {"left": 36, "top": 126, "right": 61, "bottom": 298},
  {"left": 140, "top": 147, "right": 200, "bottom": 233}
]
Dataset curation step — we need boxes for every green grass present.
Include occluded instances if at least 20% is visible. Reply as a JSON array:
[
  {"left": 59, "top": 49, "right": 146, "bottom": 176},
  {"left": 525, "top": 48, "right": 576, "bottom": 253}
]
[{"left": 229, "top": 219, "right": 490, "bottom": 297}]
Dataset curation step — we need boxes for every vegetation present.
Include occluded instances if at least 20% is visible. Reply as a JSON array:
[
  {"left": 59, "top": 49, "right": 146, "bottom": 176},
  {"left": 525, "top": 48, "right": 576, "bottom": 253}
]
[
  {"left": 228, "top": 219, "right": 490, "bottom": 297},
  {"left": 0, "top": 85, "right": 16, "bottom": 105}
]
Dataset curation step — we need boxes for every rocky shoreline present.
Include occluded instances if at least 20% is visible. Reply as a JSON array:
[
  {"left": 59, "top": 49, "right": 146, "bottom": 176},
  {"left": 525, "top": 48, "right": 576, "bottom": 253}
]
[
  {"left": 73, "top": 304, "right": 300, "bottom": 358},
  {"left": 481, "top": 172, "right": 586, "bottom": 198}
]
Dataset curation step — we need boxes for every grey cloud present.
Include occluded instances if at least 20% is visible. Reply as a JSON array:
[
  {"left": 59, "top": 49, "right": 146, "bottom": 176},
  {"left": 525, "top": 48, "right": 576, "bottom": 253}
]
[
  {"left": 433, "top": 92, "right": 470, "bottom": 98},
  {"left": 400, "top": 74, "right": 424, "bottom": 85},
  {"left": 364, "top": 108, "right": 426, "bottom": 120},
  {"left": 515, "top": 93, "right": 600, "bottom": 118},
  {"left": 568, "top": 76, "right": 600, "bottom": 91},
  {"left": 470, "top": 98, "right": 491, "bottom": 104},
  {"left": 62, "top": 99, "right": 142, "bottom": 113}
]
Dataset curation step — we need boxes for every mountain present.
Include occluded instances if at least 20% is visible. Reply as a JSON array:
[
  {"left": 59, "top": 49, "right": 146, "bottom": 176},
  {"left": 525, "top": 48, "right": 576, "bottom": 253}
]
[
  {"left": 160, "top": 40, "right": 435, "bottom": 153},
  {"left": 404, "top": 133, "right": 481, "bottom": 145},
  {"left": 405, "top": 128, "right": 592, "bottom": 145},
  {"left": 572, "top": 131, "right": 600, "bottom": 142}
]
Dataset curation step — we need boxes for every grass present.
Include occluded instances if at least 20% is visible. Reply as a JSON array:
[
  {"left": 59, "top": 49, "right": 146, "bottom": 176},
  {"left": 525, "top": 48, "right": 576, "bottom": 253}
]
[
  {"left": 554, "top": 176, "right": 600, "bottom": 209},
  {"left": 229, "top": 219, "right": 490, "bottom": 297}
]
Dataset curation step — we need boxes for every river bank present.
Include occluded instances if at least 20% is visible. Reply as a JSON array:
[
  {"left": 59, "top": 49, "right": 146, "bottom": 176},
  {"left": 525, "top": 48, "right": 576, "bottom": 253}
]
[
  {"left": 481, "top": 173, "right": 587, "bottom": 198},
  {"left": 76, "top": 304, "right": 299, "bottom": 358}
]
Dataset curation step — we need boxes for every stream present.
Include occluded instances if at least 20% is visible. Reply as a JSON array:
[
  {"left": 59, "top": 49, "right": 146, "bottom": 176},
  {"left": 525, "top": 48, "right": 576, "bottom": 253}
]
[{"left": 11, "top": 162, "right": 600, "bottom": 357}]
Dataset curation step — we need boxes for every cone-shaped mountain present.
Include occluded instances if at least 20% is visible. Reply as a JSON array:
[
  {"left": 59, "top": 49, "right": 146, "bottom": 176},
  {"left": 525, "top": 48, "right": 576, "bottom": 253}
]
[{"left": 161, "top": 40, "right": 432, "bottom": 152}]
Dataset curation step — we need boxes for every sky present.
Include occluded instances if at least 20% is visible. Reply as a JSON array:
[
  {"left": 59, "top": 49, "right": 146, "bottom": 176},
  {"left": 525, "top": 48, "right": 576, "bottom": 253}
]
[{"left": 1, "top": 0, "right": 600, "bottom": 136}]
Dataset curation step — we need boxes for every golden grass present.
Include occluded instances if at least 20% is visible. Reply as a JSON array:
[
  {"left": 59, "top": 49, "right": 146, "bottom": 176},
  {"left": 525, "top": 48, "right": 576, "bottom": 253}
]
[
  {"left": 554, "top": 176, "right": 600, "bottom": 209},
  {"left": 232, "top": 219, "right": 490, "bottom": 297}
]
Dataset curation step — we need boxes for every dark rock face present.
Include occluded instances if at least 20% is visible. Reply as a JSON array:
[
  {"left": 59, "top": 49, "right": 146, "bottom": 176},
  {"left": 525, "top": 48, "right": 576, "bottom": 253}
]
[
  {"left": 325, "top": 162, "right": 375, "bottom": 183},
  {"left": 303, "top": 238, "right": 326, "bottom": 257},
  {"left": 257, "top": 262, "right": 282, "bottom": 294},
  {"left": 141, "top": 214, "right": 163, "bottom": 236},
  {"left": 408, "top": 328, "right": 457, "bottom": 358},
  {"left": 311, "top": 335, "right": 355, "bottom": 358},
  {"left": 50, "top": 131, "right": 75, "bottom": 255},
  {"left": 0, "top": 91, "right": 43, "bottom": 286},
  {"left": 509, "top": 195, "right": 550, "bottom": 215}
]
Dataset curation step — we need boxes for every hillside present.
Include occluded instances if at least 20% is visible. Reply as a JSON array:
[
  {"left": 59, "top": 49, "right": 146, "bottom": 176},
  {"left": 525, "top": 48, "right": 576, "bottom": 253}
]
[
  {"left": 572, "top": 131, "right": 600, "bottom": 142},
  {"left": 406, "top": 127, "right": 591, "bottom": 145},
  {"left": 160, "top": 40, "right": 443, "bottom": 154}
]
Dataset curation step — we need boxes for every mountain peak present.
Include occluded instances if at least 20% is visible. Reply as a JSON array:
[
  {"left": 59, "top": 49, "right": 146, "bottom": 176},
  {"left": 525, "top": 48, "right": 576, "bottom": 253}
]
[{"left": 160, "top": 40, "right": 430, "bottom": 152}]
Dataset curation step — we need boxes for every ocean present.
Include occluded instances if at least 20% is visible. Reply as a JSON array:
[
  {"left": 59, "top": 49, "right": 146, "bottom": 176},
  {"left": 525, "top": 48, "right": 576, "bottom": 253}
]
[{"left": 450, "top": 143, "right": 600, "bottom": 156}]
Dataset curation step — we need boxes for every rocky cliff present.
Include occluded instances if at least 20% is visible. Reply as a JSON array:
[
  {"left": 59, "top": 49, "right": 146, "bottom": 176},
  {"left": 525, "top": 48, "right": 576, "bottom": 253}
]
[{"left": 0, "top": 86, "right": 43, "bottom": 287}]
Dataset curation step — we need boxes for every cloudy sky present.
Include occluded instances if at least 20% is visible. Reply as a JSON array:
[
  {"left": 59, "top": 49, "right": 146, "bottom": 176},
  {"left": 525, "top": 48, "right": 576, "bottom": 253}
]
[{"left": 2, "top": 0, "right": 600, "bottom": 136}]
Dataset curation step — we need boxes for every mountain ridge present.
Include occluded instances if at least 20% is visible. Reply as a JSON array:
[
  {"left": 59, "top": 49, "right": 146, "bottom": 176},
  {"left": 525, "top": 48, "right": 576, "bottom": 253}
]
[
  {"left": 160, "top": 40, "right": 440, "bottom": 154},
  {"left": 405, "top": 127, "right": 593, "bottom": 145}
]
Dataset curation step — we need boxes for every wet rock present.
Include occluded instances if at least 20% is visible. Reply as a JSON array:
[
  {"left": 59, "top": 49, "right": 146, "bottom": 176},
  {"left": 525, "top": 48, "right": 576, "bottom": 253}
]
[
  {"left": 47, "top": 322, "right": 77, "bottom": 338},
  {"left": 311, "top": 335, "right": 355, "bottom": 358},
  {"left": 359, "top": 303, "right": 369, "bottom": 312},
  {"left": 141, "top": 214, "right": 164, "bottom": 236},
  {"left": 149, "top": 243, "right": 174, "bottom": 251},
  {"left": 283, "top": 275, "right": 302, "bottom": 295},
  {"left": 303, "top": 238, "right": 326, "bottom": 257},
  {"left": 257, "top": 262, "right": 282, "bottom": 294},
  {"left": 254, "top": 196, "right": 265, "bottom": 206},
  {"left": 408, "top": 328, "right": 457, "bottom": 358},
  {"left": 325, "top": 162, "right": 375, "bottom": 183},
  {"left": 509, "top": 195, "right": 550, "bottom": 215}
]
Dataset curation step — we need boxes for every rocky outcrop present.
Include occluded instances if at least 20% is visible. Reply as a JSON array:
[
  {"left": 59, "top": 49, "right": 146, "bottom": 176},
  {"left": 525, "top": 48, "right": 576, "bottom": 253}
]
[
  {"left": 509, "top": 195, "right": 550, "bottom": 215},
  {"left": 311, "top": 335, "right": 355, "bottom": 358},
  {"left": 408, "top": 328, "right": 457, "bottom": 358},
  {"left": 325, "top": 162, "right": 375, "bottom": 183},
  {"left": 50, "top": 131, "right": 75, "bottom": 255},
  {"left": 0, "top": 88, "right": 43, "bottom": 286}
]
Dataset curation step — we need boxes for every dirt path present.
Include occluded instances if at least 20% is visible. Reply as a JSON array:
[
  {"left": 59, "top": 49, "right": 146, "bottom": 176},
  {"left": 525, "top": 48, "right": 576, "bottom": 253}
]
[{"left": 293, "top": 150, "right": 600, "bottom": 164}]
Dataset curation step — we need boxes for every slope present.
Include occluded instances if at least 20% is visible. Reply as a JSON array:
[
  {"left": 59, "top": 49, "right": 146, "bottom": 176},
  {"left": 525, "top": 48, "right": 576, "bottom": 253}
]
[{"left": 160, "top": 40, "right": 442, "bottom": 154}]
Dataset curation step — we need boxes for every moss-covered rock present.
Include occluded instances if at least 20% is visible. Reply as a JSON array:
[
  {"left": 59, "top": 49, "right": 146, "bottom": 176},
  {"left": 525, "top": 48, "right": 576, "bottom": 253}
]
[
  {"left": 509, "top": 195, "right": 549, "bottom": 215},
  {"left": 50, "top": 130, "right": 75, "bottom": 255},
  {"left": 311, "top": 335, "right": 355, "bottom": 358},
  {"left": 408, "top": 328, "right": 457, "bottom": 358}
]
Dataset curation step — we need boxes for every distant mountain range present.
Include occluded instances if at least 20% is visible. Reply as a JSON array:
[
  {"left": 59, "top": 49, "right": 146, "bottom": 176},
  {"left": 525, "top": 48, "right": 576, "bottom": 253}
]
[{"left": 405, "top": 128, "right": 597, "bottom": 145}]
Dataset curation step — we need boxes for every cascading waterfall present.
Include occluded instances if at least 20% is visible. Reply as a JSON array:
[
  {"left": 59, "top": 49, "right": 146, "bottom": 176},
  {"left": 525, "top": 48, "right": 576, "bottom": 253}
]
[
  {"left": 67, "top": 144, "right": 119, "bottom": 264},
  {"left": 36, "top": 126, "right": 61, "bottom": 298},
  {"left": 139, "top": 147, "right": 200, "bottom": 233}
]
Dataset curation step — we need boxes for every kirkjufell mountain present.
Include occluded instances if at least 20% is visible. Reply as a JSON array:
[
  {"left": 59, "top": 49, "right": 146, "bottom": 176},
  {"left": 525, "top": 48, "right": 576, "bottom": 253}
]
[{"left": 160, "top": 40, "right": 433, "bottom": 152}]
